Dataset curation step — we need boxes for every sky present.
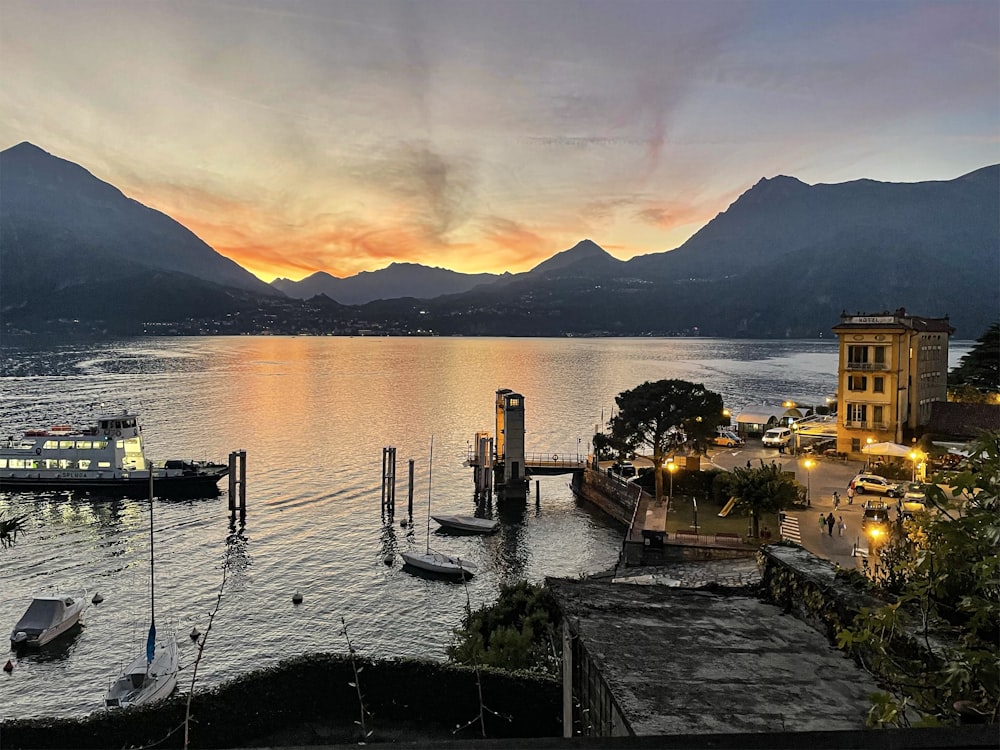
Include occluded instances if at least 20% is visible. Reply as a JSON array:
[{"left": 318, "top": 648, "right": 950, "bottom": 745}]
[{"left": 1, "top": 1, "right": 998, "bottom": 282}]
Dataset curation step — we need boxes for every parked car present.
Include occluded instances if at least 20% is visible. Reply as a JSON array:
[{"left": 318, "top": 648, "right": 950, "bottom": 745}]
[
  {"left": 861, "top": 499, "right": 891, "bottom": 529},
  {"left": 762, "top": 427, "right": 792, "bottom": 447},
  {"left": 850, "top": 473, "right": 902, "bottom": 497},
  {"left": 607, "top": 461, "right": 636, "bottom": 481},
  {"left": 713, "top": 431, "right": 744, "bottom": 447}
]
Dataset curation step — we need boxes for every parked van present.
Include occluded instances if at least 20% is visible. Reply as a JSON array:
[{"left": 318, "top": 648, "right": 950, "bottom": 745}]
[
  {"left": 713, "top": 431, "right": 744, "bottom": 447},
  {"left": 762, "top": 427, "right": 792, "bottom": 447}
]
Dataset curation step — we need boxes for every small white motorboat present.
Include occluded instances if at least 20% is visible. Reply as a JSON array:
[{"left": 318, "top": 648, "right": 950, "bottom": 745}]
[
  {"left": 401, "top": 550, "right": 477, "bottom": 579},
  {"left": 432, "top": 515, "right": 499, "bottom": 534},
  {"left": 10, "top": 594, "right": 86, "bottom": 648}
]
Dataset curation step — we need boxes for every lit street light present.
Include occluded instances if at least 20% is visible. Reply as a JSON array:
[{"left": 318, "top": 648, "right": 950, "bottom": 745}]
[
  {"left": 692, "top": 497, "right": 699, "bottom": 535},
  {"left": 866, "top": 437, "right": 874, "bottom": 469},
  {"left": 667, "top": 458, "right": 677, "bottom": 510},
  {"left": 803, "top": 458, "right": 814, "bottom": 507},
  {"left": 909, "top": 450, "right": 919, "bottom": 482}
]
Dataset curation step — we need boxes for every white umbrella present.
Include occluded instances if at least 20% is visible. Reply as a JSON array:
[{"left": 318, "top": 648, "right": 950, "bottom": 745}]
[{"left": 862, "top": 441, "right": 912, "bottom": 458}]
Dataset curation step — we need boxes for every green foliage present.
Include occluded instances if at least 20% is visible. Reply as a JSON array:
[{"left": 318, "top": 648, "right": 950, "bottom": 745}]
[
  {"left": 0, "top": 513, "right": 26, "bottom": 550},
  {"left": 726, "top": 461, "right": 799, "bottom": 537},
  {"left": 839, "top": 431, "right": 1000, "bottom": 726},
  {"left": 607, "top": 379, "right": 725, "bottom": 502},
  {"left": 448, "top": 581, "right": 561, "bottom": 675}
]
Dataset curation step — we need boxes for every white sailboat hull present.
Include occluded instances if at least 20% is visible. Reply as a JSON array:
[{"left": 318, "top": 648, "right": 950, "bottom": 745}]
[
  {"left": 401, "top": 551, "right": 477, "bottom": 578},
  {"left": 105, "top": 638, "right": 179, "bottom": 709}
]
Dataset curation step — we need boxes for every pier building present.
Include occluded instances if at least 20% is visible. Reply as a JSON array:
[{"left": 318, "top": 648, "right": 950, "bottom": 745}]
[{"left": 833, "top": 309, "right": 953, "bottom": 458}]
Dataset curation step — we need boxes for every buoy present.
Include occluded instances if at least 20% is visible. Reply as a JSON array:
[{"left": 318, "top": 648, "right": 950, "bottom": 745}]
[
  {"left": 3, "top": 659, "right": 12, "bottom": 673},
  {"left": 292, "top": 590, "right": 303, "bottom": 604},
  {"left": 189, "top": 626, "right": 201, "bottom": 641},
  {"left": 399, "top": 519, "right": 408, "bottom": 528},
  {"left": 383, "top": 553, "right": 394, "bottom": 565},
  {"left": 92, "top": 592, "right": 104, "bottom": 604}
]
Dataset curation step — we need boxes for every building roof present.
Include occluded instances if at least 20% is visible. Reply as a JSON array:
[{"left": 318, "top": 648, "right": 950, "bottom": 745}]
[
  {"left": 548, "top": 577, "right": 880, "bottom": 736},
  {"left": 927, "top": 402, "right": 1000, "bottom": 439},
  {"left": 832, "top": 307, "right": 955, "bottom": 334}
]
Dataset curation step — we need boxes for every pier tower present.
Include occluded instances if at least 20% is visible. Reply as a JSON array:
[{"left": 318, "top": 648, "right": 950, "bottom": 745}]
[{"left": 495, "top": 388, "right": 527, "bottom": 491}]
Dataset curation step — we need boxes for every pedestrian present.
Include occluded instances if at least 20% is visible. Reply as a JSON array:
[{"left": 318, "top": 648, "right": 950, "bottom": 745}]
[
  {"left": 826, "top": 512, "right": 835, "bottom": 536},
  {"left": 847, "top": 486, "right": 855, "bottom": 505},
  {"left": 746, "top": 459, "right": 751, "bottom": 469},
  {"left": 833, "top": 491, "right": 840, "bottom": 509},
  {"left": 838, "top": 515, "right": 846, "bottom": 536},
  {"left": 819, "top": 513, "right": 826, "bottom": 530}
]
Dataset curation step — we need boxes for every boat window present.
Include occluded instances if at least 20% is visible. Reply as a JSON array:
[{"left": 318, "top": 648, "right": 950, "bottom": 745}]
[
  {"left": 43, "top": 440, "right": 59, "bottom": 449},
  {"left": 0, "top": 459, "right": 5, "bottom": 468},
  {"left": 129, "top": 672, "right": 146, "bottom": 689},
  {"left": 94, "top": 441, "right": 108, "bottom": 450},
  {"left": 8, "top": 459, "right": 26, "bottom": 469},
  {"left": 79, "top": 459, "right": 92, "bottom": 470},
  {"left": 59, "top": 440, "right": 73, "bottom": 449},
  {"left": 98, "top": 461, "right": 111, "bottom": 468},
  {"left": 58, "top": 460, "right": 74, "bottom": 469},
  {"left": 76, "top": 441, "right": 93, "bottom": 450}
]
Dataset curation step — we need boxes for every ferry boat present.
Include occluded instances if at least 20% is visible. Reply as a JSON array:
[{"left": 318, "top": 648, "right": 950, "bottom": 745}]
[{"left": 0, "top": 411, "right": 228, "bottom": 496}]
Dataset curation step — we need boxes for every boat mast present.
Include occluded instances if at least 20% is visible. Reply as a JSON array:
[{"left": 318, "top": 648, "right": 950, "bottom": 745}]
[
  {"left": 426, "top": 436, "right": 433, "bottom": 554},
  {"left": 147, "top": 460, "right": 156, "bottom": 663}
]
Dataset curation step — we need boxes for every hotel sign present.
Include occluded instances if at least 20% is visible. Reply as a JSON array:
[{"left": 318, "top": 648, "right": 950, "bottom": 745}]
[{"left": 849, "top": 316, "right": 895, "bottom": 324}]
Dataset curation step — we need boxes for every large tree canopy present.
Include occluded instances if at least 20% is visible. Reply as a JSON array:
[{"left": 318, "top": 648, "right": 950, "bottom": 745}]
[
  {"left": 720, "top": 461, "right": 800, "bottom": 538},
  {"left": 605, "top": 379, "right": 725, "bottom": 503}
]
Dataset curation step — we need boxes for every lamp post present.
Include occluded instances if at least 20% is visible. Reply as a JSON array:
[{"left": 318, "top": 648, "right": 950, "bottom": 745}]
[
  {"left": 577, "top": 437, "right": 581, "bottom": 463},
  {"left": 909, "top": 451, "right": 918, "bottom": 482},
  {"left": 667, "top": 458, "right": 677, "bottom": 510},
  {"left": 866, "top": 437, "right": 874, "bottom": 469},
  {"left": 803, "top": 458, "right": 814, "bottom": 507},
  {"left": 692, "top": 497, "right": 699, "bottom": 535},
  {"left": 791, "top": 422, "right": 799, "bottom": 455}
]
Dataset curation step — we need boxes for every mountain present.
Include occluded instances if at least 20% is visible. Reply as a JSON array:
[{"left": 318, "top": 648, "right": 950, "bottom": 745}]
[
  {"left": 0, "top": 141, "right": 279, "bottom": 324},
  {"left": 366, "top": 166, "right": 999, "bottom": 338},
  {"left": 272, "top": 262, "right": 502, "bottom": 304},
  {"left": 2, "top": 142, "right": 995, "bottom": 338}
]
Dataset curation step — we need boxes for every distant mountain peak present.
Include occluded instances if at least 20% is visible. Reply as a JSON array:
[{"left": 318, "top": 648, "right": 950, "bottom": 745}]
[{"left": 528, "top": 239, "right": 619, "bottom": 275}]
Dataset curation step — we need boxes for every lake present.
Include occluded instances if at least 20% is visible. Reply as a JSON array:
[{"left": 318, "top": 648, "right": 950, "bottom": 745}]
[{"left": 0, "top": 336, "right": 971, "bottom": 718}]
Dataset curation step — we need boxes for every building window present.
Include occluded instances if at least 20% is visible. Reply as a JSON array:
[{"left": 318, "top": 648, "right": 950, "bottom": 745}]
[
  {"left": 873, "top": 376, "right": 885, "bottom": 393},
  {"left": 873, "top": 346, "right": 886, "bottom": 367},
  {"left": 851, "top": 438, "right": 860, "bottom": 452},
  {"left": 847, "top": 403, "right": 867, "bottom": 423},
  {"left": 848, "top": 375, "right": 867, "bottom": 391},
  {"left": 848, "top": 345, "right": 868, "bottom": 366},
  {"left": 872, "top": 405, "right": 884, "bottom": 426}
]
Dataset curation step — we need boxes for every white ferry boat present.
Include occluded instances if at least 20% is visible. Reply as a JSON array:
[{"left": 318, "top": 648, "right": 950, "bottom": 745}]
[{"left": 0, "top": 411, "right": 228, "bottom": 496}]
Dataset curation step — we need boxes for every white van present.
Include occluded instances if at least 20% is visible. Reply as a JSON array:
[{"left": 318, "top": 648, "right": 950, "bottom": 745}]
[{"left": 762, "top": 427, "right": 792, "bottom": 447}]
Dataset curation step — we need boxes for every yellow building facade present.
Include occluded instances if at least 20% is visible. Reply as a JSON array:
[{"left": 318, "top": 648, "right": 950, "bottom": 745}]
[{"left": 833, "top": 309, "right": 953, "bottom": 458}]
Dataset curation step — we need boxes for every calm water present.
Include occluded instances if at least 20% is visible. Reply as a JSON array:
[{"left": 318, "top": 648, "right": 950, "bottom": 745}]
[{"left": 0, "top": 336, "right": 971, "bottom": 719}]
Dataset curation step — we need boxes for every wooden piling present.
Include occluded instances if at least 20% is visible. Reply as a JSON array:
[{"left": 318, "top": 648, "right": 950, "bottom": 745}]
[
  {"left": 228, "top": 450, "right": 247, "bottom": 515},
  {"left": 381, "top": 447, "right": 397, "bottom": 519},
  {"left": 408, "top": 459, "right": 415, "bottom": 519}
]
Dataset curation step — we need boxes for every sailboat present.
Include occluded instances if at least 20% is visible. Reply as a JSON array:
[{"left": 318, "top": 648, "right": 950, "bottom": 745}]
[
  {"left": 401, "top": 437, "right": 477, "bottom": 579},
  {"left": 104, "top": 463, "right": 180, "bottom": 708}
]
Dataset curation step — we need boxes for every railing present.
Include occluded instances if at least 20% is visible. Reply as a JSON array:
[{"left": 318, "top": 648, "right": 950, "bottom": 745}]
[
  {"left": 843, "top": 421, "right": 891, "bottom": 431},
  {"left": 846, "top": 362, "right": 889, "bottom": 371}
]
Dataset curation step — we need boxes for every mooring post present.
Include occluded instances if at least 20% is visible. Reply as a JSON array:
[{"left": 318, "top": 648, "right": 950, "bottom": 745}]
[
  {"left": 535, "top": 479, "right": 540, "bottom": 507},
  {"left": 389, "top": 446, "right": 396, "bottom": 519},
  {"left": 238, "top": 450, "right": 246, "bottom": 514},
  {"left": 228, "top": 452, "right": 236, "bottom": 513},
  {"left": 408, "top": 458, "right": 415, "bottom": 519}
]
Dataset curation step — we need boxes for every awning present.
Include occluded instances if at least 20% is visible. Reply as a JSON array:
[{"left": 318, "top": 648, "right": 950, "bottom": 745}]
[{"left": 862, "top": 441, "right": 912, "bottom": 458}]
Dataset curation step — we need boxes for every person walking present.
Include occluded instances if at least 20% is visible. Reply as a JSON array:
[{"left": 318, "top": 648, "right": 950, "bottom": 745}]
[
  {"left": 838, "top": 515, "right": 846, "bottom": 536},
  {"left": 847, "top": 486, "right": 855, "bottom": 505},
  {"left": 826, "top": 512, "right": 835, "bottom": 536},
  {"left": 819, "top": 513, "right": 827, "bottom": 531},
  {"left": 833, "top": 491, "right": 840, "bottom": 509}
]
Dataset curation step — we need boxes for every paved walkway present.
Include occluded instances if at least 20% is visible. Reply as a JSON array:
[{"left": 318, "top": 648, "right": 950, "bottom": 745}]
[{"left": 707, "top": 442, "right": 865, "bottom": 570}]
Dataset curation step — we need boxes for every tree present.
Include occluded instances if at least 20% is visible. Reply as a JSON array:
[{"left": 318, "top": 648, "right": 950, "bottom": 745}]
[
  {"left": 447, "top": 580, "right": 562, "bottom": 675},
  {"left": 838, "top": 431, "right": 1000, "bottom": 726},
  {"left": 949, "top": 322, "right": 999, "bottom": 401},
  {"left": 607, "top": 380, "right": 725, "bottom": 504},
  {"left": 721, "top": 461, "right": 799, "bottom": 538}
]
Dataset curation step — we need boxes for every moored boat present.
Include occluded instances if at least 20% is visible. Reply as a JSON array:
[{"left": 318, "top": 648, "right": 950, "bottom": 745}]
[
  {"left": 431, "top": 514, "right": 499, "bottom": 534},
  {"left": 10, "top": 593, "right": 86, "bottom": 648},
  {"left": 0, "top": 411, "right": 228, "bottom": 496},
  {"left": 400, "top": 550, "right": 477, "bottom": 578}
]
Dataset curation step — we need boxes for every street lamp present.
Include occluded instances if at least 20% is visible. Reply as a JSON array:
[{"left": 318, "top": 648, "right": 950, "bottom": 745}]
[
  {"left": 667, "top": 458, "right": 677, "bottom": 510},
  {"left": 692, "top": 497, "right": 699, "bottom": 535},
  {"left": 791, "top": 422, "right": 799, "bottom": 455},
  {"left": 909, "top": 450, "right": 919, "bottom": 482},
  {"left": 803, "top": 458, "right": 814, "bottom": 507},
  {"left": 866, "top": 437, "right": 874, "bottom": 469}
]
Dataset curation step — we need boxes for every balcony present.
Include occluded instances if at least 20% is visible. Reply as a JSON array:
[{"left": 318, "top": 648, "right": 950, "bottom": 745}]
[
  {"left": 844, "top": 421, "right": 891, "bottom": 431},
  {"left": 846, "top": 361, "right": 889, "bottom": 371}
]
